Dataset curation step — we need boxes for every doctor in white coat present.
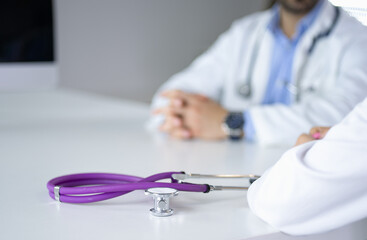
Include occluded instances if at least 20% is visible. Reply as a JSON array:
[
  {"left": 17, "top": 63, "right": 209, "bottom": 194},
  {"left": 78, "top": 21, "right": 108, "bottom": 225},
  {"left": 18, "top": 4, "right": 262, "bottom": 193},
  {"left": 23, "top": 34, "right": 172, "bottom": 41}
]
[
  {"left": 247, "top": 97, "right": 367, "bottom": 235},
  {"left": 150, "top": 0, "right": 367, "bottom": 146}
]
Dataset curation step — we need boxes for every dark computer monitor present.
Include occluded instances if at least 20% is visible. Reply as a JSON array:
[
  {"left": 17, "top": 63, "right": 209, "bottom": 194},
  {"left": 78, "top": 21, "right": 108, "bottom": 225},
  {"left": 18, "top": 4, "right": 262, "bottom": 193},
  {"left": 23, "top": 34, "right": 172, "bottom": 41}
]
[{"left": 0, "top": 0, "right": 57, "bottom": 91}]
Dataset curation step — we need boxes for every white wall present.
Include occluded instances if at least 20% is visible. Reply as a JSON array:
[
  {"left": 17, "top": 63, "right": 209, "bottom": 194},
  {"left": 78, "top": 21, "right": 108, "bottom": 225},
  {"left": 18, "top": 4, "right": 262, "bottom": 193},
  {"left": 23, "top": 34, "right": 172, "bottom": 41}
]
[{"left": 56, "top": 0, "right": 267, "bottom": 102}]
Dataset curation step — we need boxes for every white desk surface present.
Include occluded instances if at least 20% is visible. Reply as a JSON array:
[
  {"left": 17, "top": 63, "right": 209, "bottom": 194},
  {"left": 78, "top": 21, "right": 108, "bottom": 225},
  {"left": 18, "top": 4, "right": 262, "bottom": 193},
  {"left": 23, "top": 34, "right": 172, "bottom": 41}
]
[{"left": 0, "top": 89, "right": 365, "bottom": 240}]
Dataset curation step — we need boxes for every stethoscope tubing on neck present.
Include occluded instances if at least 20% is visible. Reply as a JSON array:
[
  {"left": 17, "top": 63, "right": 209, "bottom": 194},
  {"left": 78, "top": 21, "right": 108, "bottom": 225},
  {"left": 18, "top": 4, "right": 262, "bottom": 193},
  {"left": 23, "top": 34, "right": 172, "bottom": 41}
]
[
  {"left": 237, "top": 6, "right": 340, "bottom": 100},
  {"left": 308, "top": 6, "right": 340, "bottom": 54}
]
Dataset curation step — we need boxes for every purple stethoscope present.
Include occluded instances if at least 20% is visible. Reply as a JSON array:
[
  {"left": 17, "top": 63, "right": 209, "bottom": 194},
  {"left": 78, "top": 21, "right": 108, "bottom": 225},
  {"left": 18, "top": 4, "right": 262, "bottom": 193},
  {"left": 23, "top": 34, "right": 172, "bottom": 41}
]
[{"left": 47, "top": 171, "right": 260, "bottom": 217}]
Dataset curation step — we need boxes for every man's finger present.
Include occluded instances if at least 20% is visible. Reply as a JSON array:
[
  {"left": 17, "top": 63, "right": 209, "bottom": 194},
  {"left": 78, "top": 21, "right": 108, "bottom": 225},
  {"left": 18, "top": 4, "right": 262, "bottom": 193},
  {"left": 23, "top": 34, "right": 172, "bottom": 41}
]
[
  {"left": 161, "top": 90, "right": 210, "bottom": 107},
  {"left": 170, "top": 116, "right": 183, "bottom": 127},
  {"left": 161, "top": 89, "right": 190, "bottom": 100},
  {"left": 159, "top": 120, "right": 170, "bottom": 132},
  {"left": 153, "top": 106, "right": 185, "bottom": 116},
  {"left": 194, "top": 94, "right": 209, "bottom": 102},
  {"left": 169, "top": 98, "right": 185, "bottom": 108},
  {"left": 159, "top": 115, "right": 183, "bottom": 132},
  {"left": 170, "top": 128, "right": 192, "bottom": 139}
]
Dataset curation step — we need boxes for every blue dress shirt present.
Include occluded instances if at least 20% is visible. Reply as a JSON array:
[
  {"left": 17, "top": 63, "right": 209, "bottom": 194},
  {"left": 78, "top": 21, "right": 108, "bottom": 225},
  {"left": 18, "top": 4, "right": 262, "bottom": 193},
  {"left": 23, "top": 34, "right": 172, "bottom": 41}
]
[{"left": 244, "top": 0, "right": 324, "bottom": 141}]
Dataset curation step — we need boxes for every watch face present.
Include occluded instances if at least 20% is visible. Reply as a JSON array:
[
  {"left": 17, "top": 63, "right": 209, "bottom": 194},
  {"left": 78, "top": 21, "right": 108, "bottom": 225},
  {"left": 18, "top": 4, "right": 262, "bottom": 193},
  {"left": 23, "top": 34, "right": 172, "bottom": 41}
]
[{"left": 226, "top": 113, "right": 244, "bottom": 129}]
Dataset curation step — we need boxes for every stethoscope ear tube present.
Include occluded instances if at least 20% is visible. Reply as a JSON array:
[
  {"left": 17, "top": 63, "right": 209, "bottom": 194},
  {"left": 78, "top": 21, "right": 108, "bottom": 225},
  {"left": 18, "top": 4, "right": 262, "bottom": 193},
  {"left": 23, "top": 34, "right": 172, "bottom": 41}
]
[
  {"left": 308, "top": 7, "right": 340, "bottom": 55},
  {"left": 47, "top": 172, "right": 208, "bottom": 203}
]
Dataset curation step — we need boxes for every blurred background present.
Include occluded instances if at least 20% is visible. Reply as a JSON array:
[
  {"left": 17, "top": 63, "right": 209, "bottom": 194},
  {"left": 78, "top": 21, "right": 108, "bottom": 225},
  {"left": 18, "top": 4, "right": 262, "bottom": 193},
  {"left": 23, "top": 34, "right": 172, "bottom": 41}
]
[
  {"left": 0, "top": 0, "right": 366, "bottom": 103},
  {"left": 56, "top": 0, "right": 267, "bottom": 102}
]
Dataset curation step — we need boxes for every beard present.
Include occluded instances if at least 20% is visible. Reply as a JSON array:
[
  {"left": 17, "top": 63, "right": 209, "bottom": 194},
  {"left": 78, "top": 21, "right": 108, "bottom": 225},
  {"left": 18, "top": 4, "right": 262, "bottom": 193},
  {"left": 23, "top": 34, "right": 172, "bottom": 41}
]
[{"left": 277, "top": 0, "right": 319, "bottom": 15}]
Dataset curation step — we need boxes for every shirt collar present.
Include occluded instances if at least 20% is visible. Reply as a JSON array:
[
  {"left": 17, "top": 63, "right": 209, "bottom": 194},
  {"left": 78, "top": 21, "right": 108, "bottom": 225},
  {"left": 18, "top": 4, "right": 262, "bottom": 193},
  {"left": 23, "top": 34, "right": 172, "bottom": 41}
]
[{"left": 267, "top": 0, "right": 324, "bottom": 40}]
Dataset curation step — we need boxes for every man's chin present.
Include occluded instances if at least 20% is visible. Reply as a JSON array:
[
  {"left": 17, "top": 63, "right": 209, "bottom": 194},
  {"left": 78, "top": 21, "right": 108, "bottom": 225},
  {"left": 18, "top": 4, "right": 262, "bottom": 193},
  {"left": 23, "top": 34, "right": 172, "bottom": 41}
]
[{"left": 278, "top": 0, "right": 319, "bottom": 15}]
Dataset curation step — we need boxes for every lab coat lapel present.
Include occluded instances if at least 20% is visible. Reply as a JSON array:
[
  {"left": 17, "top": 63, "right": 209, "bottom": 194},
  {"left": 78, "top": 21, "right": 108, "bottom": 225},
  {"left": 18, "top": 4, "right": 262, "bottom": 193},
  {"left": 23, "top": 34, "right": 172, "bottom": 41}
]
[{"left": 251, "top": 30, "right": 273, "bottom": 104}]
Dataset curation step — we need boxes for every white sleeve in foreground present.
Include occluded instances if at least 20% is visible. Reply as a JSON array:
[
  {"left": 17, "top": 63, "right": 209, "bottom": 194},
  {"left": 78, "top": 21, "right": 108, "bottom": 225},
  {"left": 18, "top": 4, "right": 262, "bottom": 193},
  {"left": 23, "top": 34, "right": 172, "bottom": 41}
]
[{"left": 247, "top": 98, "right": 367, "bottom": 236}]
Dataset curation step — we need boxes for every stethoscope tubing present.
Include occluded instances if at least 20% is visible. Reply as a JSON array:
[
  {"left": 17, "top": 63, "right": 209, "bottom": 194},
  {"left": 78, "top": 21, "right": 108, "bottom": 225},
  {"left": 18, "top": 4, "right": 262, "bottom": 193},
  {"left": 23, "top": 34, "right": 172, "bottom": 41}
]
[
  {"left": 47, "top": 172, "right": 209, "bottom": 204},
  {"left": 237, "top": 6, "right": 340, "bottom": 99}
]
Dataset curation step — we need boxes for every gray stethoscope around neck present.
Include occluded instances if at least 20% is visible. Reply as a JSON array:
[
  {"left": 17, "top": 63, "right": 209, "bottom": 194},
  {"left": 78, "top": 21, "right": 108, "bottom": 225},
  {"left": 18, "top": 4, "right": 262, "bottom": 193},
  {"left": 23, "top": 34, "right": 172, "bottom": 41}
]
[{"left": 237, "top": 6, "right": 340, "bottom": 100}]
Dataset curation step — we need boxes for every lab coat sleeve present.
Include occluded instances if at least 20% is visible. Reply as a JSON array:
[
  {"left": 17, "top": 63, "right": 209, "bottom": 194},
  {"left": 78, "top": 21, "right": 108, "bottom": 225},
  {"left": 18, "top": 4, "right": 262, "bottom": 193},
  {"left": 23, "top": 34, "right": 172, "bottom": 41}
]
[
  {"left": 247, "top": 98, "right": 367, "bottom": 236},
  {"left": 249, "top": 35, "right": 367, "bottom": 146}
]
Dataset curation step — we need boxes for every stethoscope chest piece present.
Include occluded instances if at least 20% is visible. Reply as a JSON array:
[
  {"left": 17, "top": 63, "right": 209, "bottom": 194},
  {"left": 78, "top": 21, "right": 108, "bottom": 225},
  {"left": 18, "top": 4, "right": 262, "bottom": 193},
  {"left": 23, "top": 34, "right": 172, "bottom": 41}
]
[
  {"left": 145, "top": 187, "right": 178, "bottom": 217},
  {"left": 237, "top": 83, "right": 252, "bottom": 98}
]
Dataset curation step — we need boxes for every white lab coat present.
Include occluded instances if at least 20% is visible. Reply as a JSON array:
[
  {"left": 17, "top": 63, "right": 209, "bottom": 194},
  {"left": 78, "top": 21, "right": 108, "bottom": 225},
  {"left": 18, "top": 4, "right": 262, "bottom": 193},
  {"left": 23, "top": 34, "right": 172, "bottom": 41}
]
[
  {"left": 150, "top": 1, "right": 367, "bottom": 146},
  {"left": 247, "top": 97, "right": 367, "bottom": 235}
]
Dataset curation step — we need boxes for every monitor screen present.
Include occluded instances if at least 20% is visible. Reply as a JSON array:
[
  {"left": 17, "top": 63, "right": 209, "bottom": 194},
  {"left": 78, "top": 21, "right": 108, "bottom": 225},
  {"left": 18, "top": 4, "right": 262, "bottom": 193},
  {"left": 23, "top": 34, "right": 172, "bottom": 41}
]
[{"left": 0, "top": 0, "right": 54, "bottom": 63}]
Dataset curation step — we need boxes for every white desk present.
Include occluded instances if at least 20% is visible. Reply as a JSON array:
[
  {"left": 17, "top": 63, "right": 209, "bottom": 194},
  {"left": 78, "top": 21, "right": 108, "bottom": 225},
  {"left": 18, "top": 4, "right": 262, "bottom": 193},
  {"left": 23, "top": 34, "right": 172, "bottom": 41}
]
[{"left": 0, "top": 89, "right": 365, "bottom": 240}]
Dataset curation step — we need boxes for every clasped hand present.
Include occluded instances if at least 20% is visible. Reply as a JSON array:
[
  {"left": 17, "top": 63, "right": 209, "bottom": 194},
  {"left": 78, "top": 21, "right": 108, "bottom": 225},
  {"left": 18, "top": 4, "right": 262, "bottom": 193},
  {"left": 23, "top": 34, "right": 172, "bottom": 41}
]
[{"left": 153, "top": 90, "right": 228, "bottom": 140}]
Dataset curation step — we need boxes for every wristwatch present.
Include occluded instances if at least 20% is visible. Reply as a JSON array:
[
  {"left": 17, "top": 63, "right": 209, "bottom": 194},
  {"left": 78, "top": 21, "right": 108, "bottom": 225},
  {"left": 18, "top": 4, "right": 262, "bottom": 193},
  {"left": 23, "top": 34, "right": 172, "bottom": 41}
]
[{"left": 222, "top": 112, "right": 245, "bottom": 140}]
